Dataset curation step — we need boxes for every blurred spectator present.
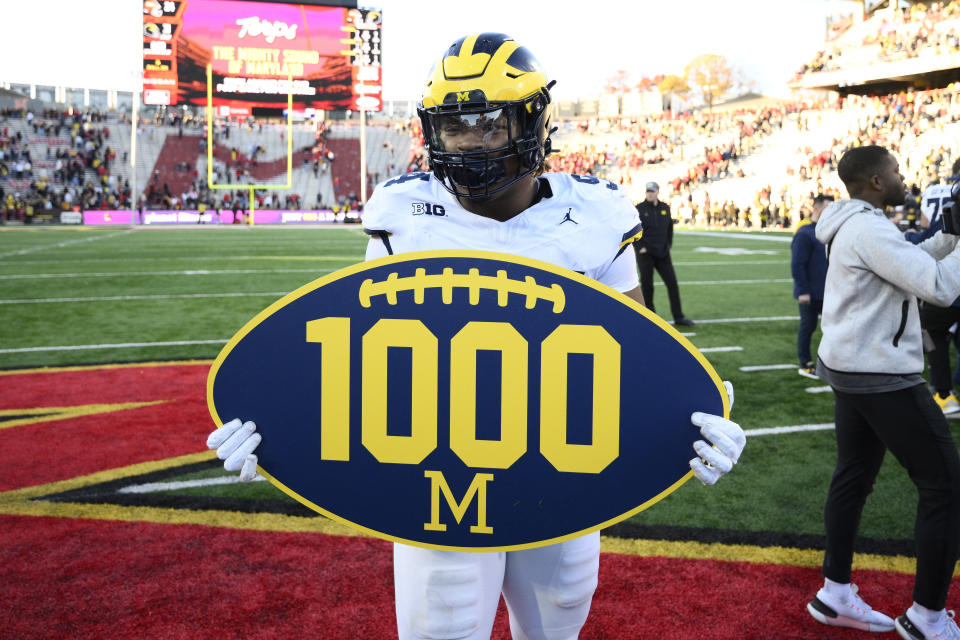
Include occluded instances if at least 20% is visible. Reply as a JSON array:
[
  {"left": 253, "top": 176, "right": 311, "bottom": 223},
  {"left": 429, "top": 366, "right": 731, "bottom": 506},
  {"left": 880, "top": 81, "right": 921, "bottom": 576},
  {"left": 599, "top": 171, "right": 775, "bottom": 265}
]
[
  {"left": 634, "top": 181, "right": 694, "bottom": 327},
  {"left": 792, "top": 194, "right": 833, "bottom": 378}
]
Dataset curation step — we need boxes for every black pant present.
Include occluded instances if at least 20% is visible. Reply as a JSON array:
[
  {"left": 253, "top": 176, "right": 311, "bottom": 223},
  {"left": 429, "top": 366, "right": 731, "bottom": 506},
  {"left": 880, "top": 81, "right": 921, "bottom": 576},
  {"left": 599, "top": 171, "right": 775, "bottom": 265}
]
[
  {"left": 798, "top": 300, "right": 823, "bottom": 365},
  {"left": 921, "top": 303, "right": 960, "bottom": 395},
  {"left": 823, "top": 384, "right": 960, "bottom": 609},
  {"left": 636, "top": 250, "right": 685, "bottom": 321}
]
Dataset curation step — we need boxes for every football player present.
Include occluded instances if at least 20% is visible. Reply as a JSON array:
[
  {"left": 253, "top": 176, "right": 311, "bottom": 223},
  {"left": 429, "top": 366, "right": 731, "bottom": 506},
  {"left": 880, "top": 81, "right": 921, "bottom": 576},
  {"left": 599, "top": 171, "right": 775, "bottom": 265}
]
[
  {"left": 208, "top": 33, "right": 746, "bottom": 640},
  {"left": 915, "top": 163, "right": 960, "bottom": 414}
]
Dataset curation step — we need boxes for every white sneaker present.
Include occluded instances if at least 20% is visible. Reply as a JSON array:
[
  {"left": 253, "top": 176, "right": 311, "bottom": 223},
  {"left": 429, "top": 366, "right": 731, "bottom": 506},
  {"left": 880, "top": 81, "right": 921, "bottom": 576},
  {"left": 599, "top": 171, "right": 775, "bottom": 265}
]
[
  {"left": 807, "top": 584, "right": 895, "bottom": 632},
  {"left": 896, "top": 609, "right": 960, "bottom": 639}
]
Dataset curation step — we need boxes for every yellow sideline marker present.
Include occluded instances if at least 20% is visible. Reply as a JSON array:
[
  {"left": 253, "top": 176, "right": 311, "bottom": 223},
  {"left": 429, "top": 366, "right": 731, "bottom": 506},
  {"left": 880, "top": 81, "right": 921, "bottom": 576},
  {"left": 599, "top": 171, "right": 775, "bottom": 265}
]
[{"left": 0, "top": 401, "right": 168, "bottom": 431}]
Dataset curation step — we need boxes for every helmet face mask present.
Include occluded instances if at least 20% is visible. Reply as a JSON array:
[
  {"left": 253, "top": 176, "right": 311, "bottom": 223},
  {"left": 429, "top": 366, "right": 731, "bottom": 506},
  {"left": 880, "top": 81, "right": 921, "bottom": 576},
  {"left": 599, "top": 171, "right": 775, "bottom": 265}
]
[{"left": 417, "top": 33, "right": 554, "bottom": 200}]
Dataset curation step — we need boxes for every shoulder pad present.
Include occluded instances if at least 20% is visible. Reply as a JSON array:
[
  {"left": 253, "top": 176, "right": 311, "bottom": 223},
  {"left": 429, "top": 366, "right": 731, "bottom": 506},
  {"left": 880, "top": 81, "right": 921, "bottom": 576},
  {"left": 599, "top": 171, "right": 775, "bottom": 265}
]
[
  {"left": 548, "top": 172, "right": 622, "bottom": 199},
  {"left": 381, "top": 171, "right": 432, "bottom": 191},
  {"left": 362, "top": 172, "right": 435, "bottom": 232}
]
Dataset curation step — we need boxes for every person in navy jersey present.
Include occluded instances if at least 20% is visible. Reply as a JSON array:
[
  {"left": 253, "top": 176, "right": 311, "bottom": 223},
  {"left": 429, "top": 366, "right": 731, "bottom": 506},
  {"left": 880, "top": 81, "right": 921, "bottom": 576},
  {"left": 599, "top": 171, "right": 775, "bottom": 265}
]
[{"left": 791, "top": 194, "right": 832, "bottom": 379}]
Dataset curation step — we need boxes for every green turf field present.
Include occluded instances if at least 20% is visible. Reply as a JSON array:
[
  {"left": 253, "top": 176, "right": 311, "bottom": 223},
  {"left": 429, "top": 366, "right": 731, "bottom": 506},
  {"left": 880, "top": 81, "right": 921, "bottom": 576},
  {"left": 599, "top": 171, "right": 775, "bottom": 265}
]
[{"left": 0, "top": 224, "right": 939, "bottom": 547}]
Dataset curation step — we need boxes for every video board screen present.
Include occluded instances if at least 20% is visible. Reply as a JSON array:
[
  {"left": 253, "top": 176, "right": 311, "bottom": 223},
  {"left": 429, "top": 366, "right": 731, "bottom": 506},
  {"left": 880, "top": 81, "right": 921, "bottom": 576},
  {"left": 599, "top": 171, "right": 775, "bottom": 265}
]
[{"left": 143, "top": 0, "right": 382, "bottom": 114}]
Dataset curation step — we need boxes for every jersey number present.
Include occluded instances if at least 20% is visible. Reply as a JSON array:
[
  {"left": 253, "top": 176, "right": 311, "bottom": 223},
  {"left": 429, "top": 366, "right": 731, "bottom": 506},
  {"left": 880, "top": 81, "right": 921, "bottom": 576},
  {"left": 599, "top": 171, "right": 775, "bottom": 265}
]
[
  {"left": 384, "top": 172, "right": 430, "bottom": 188},
  {"left": 571, "top": 174, "right": 618, "bottom": 190},
  {"left": 306, "top": 318, "right": 621, "bottom": 474},
  {"left": 926, "top": 197, "right": 952, "bottom": 220}
]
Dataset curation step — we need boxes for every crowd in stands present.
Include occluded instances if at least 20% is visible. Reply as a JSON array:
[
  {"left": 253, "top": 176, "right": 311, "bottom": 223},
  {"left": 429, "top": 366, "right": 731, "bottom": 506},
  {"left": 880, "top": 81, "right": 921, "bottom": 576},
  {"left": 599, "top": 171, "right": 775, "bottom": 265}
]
[
  {"left": 531, "top": 82, "right": 960, "bottom": 232},
  {"left": 671, "top": 84, "right": 960, "bottom": 230},
  {"left": 546, "top": 105, "right": 798, "bottom": 196},
  {"left": 797, "top": 1, "right": 960, "bottom": 75},
  {"left": 825, "top": 13, "right": 856, "bottom": 42},
  {"left": 6, "top": 71, "right": 960, "bottom": 233},
  {"left": 789, "top": 88, "right": 960, "bottom": 186},
  {"left": 667, "top": 184, "right": 848, "bottom": 231},
  {"left": 0, "top": 107, "right": 132, "bottom": 222},
  {"left": 404, "top": 118, "right": 429, "bottom": 173}
]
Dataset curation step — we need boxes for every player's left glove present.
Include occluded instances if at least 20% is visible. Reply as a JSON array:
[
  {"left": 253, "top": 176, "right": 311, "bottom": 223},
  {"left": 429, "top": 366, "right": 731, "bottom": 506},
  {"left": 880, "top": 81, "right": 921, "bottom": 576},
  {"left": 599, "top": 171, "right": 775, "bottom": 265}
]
[{"left": 689, "top": 381, "right": 745, "bottom": 486}]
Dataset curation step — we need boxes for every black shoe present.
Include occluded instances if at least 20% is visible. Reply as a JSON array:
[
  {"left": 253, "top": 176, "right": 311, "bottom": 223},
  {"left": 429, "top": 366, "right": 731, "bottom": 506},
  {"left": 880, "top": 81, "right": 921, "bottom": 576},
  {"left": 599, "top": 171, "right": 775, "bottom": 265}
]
[
  {"left": 674, "top": 317, "right": 696, "bottom": 327},
  {"left": 896, "top": 614, "right": 924, "bottom": 639}
]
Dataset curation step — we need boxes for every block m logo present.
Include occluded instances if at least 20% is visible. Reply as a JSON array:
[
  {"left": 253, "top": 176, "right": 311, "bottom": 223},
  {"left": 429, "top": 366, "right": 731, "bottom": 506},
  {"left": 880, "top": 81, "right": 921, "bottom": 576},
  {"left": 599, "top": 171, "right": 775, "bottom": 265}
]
[{"left": 423, "top": 470, "right": 494, "bottom": 534}]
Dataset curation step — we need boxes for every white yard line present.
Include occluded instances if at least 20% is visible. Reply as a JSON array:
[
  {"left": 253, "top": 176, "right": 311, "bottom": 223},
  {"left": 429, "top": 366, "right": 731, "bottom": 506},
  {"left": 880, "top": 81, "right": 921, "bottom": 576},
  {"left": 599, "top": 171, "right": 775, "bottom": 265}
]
[
  {"left": 739, "top": 364, "right": 797, "bottom": 371},
  {"left": 0, "top": 255, "right": 364, "bottom": 265},
  {"left": 805, "top": 386, "right": 833, "bottom": 394},
  {"left": 110, "top": 225, "right": 362, "bottom": 234},
  {"left": 0, "top": 229, "right": 132, "bottom": 259},
  {"left": 0, "top": 292, "right": 289, "bottom": 304},
  {"left": 1, "top": 273, "right": 789, "bottom": 285},
  {"left": 118, "top": 475, "right": 266, "bottom": 494},
  {"left": 3, "top": 341, "right": 739, "bottom": 355},
  {"left": 676, "top": 231, "right": 793, "bottom": 243},
  {"left": 0, "top": 339, "right": 228, "bottom": 354},
  {"left": 0, "top": 260, "right": 789, "bottom": 282},
  {"left": 116, "top": 422, "right": 859, "bottom": 498},
  {"left": 745, "top": 423, "right": 835, "bottom": 436},
  {"left": 696, "top": 316, "right": 797, "bottom": 324},
  {"left": 0, "top": 268, "right": 335, "bottom": 280},
  {"left": 655, "top": 279, "right": 791, "bottom": 286},
  {"left": 672, "top": 260, "right": 787, "bottom": 266}
]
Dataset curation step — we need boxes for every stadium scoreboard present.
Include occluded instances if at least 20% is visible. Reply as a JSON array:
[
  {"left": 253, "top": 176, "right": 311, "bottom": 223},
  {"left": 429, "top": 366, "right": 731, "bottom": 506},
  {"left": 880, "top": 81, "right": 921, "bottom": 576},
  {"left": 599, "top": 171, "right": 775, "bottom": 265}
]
[{"left": 142, "top": 0, "right": 382, "bottom": 114}]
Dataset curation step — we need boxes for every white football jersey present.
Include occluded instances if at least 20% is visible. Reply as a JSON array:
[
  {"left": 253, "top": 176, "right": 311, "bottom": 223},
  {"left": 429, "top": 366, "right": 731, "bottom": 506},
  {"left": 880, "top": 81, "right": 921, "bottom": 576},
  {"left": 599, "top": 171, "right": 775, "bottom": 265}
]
[
  {"left": 921, "top": 183, "right": 952, "bottom": 226},
  {"left": 361, "top": 172, "right": 642, "bottom": 293}
]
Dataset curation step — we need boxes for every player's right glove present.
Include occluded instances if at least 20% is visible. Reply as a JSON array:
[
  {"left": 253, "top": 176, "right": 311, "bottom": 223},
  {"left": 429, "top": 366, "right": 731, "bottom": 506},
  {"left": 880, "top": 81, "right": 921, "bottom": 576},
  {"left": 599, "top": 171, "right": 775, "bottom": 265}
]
[
  {"left": 688, "top": 381, "right": 745, "bottom": 485},
  {"left": 206, "top": 418, "right": 261, "bottom": 482}
]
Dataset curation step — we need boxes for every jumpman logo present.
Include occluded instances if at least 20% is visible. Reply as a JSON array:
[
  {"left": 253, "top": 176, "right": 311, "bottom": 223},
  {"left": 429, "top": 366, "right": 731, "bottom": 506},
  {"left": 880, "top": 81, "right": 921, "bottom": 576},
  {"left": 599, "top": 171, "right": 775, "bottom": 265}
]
[{"left": 559, "top": 208, "right": 577, "bottom": 225}]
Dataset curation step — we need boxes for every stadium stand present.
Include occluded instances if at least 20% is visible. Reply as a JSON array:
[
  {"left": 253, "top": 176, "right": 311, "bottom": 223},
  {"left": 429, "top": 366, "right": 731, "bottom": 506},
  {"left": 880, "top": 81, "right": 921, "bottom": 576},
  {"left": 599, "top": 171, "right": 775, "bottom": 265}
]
[
  {"left": 3, "top": 0, "right": 960, "bottom": 231},
  {"left": 793, "top": 0, "right": 960, "bottom": 92},
  {"left": 540, "top": 78, "right": 960, "bottom": 230},
  {"left": 0, "top": 104, "right": 413, "bottom": 221},
  {"left": 0, "top": 107, "right": 132, "bottom": 221},
  {"left": 538, "top": 0, "right": 960, "bottom": 231}
]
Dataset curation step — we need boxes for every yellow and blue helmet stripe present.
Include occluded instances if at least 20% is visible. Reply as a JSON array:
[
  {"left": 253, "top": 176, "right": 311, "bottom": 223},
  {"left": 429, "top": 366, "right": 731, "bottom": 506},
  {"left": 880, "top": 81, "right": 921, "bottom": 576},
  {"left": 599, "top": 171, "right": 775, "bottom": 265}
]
[
  {"left": 417, "top": 34, "right": 556, "bottom": 199},
  {"left": 421, "top": 33, "right": 549, "bottom": 108}
]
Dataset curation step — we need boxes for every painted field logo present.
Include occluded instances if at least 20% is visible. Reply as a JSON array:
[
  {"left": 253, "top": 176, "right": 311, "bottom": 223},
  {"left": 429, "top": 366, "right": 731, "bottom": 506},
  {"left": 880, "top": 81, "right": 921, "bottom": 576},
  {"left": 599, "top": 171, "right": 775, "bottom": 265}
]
[{"left": 207, "top": 250, "right": 727, "bottom": 551}]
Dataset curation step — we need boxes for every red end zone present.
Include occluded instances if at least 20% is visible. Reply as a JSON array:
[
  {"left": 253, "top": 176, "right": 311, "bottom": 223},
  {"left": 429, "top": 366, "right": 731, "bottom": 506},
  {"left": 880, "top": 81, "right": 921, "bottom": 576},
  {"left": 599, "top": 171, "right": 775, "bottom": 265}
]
[
  {"left": 0, "top": 362, "right": 923, "bottom": 638},
  {"left": 0, "top": 514, "right": 912, "bottom": 640},
  {"left": 0, "top": 362, "right": 212, "bottom": 491}
]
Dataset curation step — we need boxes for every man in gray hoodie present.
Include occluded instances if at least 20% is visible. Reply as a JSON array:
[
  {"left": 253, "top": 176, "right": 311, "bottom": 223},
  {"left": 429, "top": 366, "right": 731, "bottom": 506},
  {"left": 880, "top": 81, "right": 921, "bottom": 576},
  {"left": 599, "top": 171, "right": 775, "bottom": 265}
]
[{"left": 806, "top": 145, "right": 960, "bottom": 640}]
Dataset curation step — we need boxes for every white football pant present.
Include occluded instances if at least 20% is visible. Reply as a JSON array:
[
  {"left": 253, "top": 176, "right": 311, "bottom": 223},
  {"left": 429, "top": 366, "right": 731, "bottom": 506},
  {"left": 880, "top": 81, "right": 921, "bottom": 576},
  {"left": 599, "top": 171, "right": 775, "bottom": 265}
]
[{"left": 394, "top": 532, "right": 601, "bottom": 640}]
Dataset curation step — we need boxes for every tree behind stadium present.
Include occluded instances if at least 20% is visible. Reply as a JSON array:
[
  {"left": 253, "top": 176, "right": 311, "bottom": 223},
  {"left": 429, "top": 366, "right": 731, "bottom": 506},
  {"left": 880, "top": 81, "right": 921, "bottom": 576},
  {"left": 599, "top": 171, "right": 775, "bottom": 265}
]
[{"left": 684, "top": 53, "right": 735, "bottom": 110}]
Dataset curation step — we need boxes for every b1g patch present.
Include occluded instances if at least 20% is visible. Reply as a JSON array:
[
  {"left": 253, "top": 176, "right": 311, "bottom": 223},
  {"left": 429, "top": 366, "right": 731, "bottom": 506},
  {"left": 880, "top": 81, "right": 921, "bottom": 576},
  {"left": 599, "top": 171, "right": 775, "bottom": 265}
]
[{"left": 207, "top": 250, "right": 728, "bottom": 551}]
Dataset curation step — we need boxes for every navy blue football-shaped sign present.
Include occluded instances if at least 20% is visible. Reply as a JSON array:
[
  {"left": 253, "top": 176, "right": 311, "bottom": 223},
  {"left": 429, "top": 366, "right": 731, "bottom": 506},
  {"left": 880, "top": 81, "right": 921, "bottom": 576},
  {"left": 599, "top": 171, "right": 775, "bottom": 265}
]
[{"left": 207, "top": 250, "right": 728, "bottom": 551}]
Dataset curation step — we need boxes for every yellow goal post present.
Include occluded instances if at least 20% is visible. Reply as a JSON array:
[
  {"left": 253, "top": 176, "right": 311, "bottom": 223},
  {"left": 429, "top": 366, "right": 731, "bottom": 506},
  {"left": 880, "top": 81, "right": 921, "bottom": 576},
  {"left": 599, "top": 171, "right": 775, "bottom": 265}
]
[{"left": 205, "top": 64, "right": 293, "bottom": 225}]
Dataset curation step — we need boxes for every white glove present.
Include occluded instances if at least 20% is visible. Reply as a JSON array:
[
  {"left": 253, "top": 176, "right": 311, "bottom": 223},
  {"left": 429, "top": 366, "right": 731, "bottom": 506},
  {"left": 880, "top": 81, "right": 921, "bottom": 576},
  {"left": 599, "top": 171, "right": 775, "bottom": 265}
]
[
  {"left": 207, "top": 418, "right": 261, "bottom": 482},
  {"left": 689, "top": 381, "right": 746, "bottom": 486}
]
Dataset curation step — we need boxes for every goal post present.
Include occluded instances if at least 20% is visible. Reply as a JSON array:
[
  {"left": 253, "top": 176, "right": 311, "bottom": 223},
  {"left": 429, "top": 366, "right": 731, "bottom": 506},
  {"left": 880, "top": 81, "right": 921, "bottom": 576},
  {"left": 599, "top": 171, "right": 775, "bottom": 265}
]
[{"left": 205, "top": 64, "right": 293, "bottom": 225}]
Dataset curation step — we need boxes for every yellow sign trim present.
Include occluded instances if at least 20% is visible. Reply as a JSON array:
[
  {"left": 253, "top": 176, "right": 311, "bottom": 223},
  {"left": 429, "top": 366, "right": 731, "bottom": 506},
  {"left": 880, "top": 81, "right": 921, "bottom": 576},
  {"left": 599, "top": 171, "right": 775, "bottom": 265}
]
[{"left": 207, "top": 249, "right": 730, "bottom": 552}]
